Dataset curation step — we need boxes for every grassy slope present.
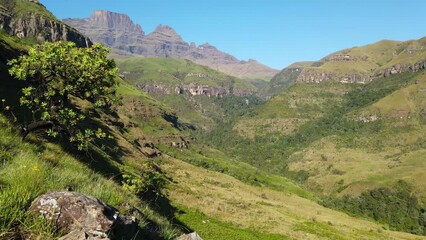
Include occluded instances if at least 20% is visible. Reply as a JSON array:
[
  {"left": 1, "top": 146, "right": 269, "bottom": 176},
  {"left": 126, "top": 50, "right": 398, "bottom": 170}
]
[
  {"left": 301, "top": 37, "right": 426, "bottom": 80},
  {"left": 0, "top": 113, "right": 179, "bottom": 239},
  {"left": 162, "top": 156, "right": 424, "bottom": 240},
  {"left": 115, "top": 57, "right": 254, "bottom": 89},
  {"left": 288, "top": 72, "right": 426, "bottom": 198},
  {"left": 115, "top": 57, "right": 260, "bottom": 129}
]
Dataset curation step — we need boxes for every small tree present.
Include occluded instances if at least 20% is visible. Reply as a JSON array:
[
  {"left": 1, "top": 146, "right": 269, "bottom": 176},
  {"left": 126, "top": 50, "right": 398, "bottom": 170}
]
[{"left": 8, "top": 41, "right": 118, "bottom": 149}]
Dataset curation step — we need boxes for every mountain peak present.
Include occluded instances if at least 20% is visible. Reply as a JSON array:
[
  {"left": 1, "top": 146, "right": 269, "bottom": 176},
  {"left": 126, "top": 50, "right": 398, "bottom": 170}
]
[
  {"left": 153, "top": 24, "right": 179, "bottom": 36},
  {"left": 89, "top": 10, "right": 144, "bottom": 35},
  {"left": 64, "top": 11, "right": 278, "bottom": 80}
]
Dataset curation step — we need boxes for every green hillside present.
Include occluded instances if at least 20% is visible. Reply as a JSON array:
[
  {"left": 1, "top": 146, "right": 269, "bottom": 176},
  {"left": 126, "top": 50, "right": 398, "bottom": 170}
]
[
  {"left": 115, "top": 57, "right": 261, "bottom": 129},
  {"left": 1, "top": 0, "right": 426, "bottom": 238},
  {"left": 201, "top": 69, "right": 426, "bottom": 235},
  {"left": 261, "top": 37, "right": 426, "bottom": 100}
]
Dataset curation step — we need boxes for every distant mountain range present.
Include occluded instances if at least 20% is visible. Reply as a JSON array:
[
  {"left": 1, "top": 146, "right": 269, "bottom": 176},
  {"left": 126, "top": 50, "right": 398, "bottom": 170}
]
[{"left": 64, "top": 10, "right": 278, "bottom": 80}]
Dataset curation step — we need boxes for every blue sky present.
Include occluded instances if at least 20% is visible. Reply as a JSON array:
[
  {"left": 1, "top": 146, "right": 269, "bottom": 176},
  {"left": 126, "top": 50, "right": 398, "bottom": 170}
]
[{"left": 40, "top": 0, "right": 426, "bottom": 70}]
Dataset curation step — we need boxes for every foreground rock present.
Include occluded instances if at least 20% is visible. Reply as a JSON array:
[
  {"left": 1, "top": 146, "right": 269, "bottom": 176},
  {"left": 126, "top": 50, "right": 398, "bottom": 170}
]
[
  {"left": 177, "top": 232, "right": 204, "bottom": 240},
  {"left": 29, "top": 191, "right": 137, "bottom": 240}
]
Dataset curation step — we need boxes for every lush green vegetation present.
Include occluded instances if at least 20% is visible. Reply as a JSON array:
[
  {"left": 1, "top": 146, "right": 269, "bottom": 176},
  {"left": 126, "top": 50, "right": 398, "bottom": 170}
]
[
  {"left": 0, "top": 0, "right": 58, "bottom": 20},
  {"left": 200, "top": 70, "right": 423, "bottom": 177},
  {"left": 323, "top": 181, "right": 426, "bottom": 235},
  {"left": 8, "top": 42, "right": 119, "bottom": 149},
  {"left": 160, "top": 144, "right": 315, "bottom": 200}
]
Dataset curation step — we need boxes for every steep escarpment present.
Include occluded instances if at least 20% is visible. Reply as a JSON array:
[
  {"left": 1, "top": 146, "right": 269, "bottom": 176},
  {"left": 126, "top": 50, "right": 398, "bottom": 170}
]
[
  {"left": 63, "top": 10, "right": 278, "bottom": 80},
  {"left": 296, "top": 38, "right": 426, "bottom": 84},
  {"left": 0, "top": 0, "right": 91, "bottom": 47},
  {"left": 63, "top": 10, "right": 142, "bottom": 49}
]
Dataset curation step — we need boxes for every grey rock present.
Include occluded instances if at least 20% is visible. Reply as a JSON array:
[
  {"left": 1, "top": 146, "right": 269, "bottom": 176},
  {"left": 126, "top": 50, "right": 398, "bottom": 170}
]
[
  {"left": 30, "top": 191, "right": 117, "bottom": 239},
  {"left": 29, "top": 191, "right": 139, "bottom": 240},
  {"left": 177, "top": 232, "right": 204, "bottom": 240}
]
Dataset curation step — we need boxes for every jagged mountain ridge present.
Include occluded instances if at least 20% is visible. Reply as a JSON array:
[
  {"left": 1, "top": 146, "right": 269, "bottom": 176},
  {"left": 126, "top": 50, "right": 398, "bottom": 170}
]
[{"left": 63, "top": 10, "right": 278, "bottom": 80}]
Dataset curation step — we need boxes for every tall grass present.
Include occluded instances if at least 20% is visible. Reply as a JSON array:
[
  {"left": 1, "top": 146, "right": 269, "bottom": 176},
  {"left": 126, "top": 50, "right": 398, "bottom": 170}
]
[{"left": 0, "top": 115, "right": 175, "bottom": 239}]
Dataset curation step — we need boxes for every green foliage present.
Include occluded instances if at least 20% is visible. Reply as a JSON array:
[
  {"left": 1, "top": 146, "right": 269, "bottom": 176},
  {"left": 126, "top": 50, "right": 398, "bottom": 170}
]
[
  {"left": 200, "top": 70, "right": 423, "bottom": 177},
  {"left": 8, "top": 41, "right": 118, "bottom": 149},
  {"left": 122, "top": 161, "right": 165, "bottom": 196},
  {"left": 322, "top": 181, "right": 425, "bottom": 235}
]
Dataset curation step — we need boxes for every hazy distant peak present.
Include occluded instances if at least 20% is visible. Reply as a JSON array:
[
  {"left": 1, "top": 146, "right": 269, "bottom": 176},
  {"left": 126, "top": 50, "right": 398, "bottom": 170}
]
[
  {"left": 88, "top": 10, "right": 144, "bottom": 35},
  {"left": 154, "top": 24, "right": 175, "bottom": 33},
  {"left": 64, "top": 11, "right": 278, "bottom": 80},
  {"left": 198, "top": 43, "right": 216, "bottom": 49}
]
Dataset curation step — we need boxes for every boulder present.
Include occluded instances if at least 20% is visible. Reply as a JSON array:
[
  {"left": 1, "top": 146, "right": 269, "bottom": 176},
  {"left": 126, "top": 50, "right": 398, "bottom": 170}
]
[
  {"left": 177, "top": 232, "right": 204, "bottom": 240},
  {"left": 29, "top": 191, "right": 138, "bottom": 240}
]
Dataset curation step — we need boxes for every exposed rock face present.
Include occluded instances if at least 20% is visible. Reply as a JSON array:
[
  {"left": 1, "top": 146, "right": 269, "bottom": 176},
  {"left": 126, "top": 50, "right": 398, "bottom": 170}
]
[
  {"left": 129, "top": 24, "right": 190, "bottom": 57},
  {"left": 63, "top": 10, "right": 278, "bottom": 80},
  {"left": 29, "top": 191, "right": 138, "bottom": 240},
  {"left": 64, "top": 10, "right": 143, "bottom": 49},
  {"left": 297, "top": 69, "right": 371, "bottom": 84},
  {"left": 178, "top": 232, "right": 204, "bottom": 240},
  {"left": 136, "top": 82, "right": 252, "bottom": 97},
  {"left": 292, "top": 38, "right": 426, "bottom": 85},
  {"left": 0, "top": 1, "right": 91, "bottom": 47},
  {"left": 375, "top": 59, "right": 426, "bottom": 78}
]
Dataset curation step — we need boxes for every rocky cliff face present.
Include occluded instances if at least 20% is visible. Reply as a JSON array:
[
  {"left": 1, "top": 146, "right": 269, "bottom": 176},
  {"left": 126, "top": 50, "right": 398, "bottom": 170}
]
[
  {"left": 63, "top": 10, "right": 278, "bottom": 80},
  {"left": 63, "top": 10, "right": 141, "bottom": 48},
  {"left": 127, "top": 24, "right": 191, "bottom": 57},
  {"left": 136, "top": 82, "right": 253, "bottom": 97},
  {"left": 296, "top": 39, "right": 426, "bottom": 84},
  {"left": 0, "top": 1, "right": 91, "bottom": 47}
]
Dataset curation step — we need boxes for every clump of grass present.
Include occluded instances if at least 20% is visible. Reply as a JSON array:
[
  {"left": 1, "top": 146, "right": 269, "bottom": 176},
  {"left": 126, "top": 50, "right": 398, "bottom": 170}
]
[{"left": 0, "top": 114, "right": 178, "bottom": 238}]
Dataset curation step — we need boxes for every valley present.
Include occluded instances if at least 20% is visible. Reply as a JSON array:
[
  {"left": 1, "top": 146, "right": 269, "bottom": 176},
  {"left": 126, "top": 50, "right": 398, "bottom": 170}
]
[{"left": 0, "top": 0, "right": 425, "bottom": 239}]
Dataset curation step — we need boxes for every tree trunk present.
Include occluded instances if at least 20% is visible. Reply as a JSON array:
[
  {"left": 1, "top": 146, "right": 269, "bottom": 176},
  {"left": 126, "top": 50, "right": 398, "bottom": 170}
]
[{"left": 21, "top": 121, "right": 54, "bottom": 139}]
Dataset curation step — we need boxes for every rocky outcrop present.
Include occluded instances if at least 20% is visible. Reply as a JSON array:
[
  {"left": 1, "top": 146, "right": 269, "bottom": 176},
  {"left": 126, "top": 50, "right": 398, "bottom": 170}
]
[
  {"left": 178, "top": 232, "right": 204, "bottom": 240},
  {"left": 63, "top": 10, "right": 278, "bottom": 80},
  {"left": 295, "top": 39, "right": 426, "bottom": 85},
  {"left": 297, "top": 69, "right": 371, "bottom": 84},
  {"left": 297, "top": 59, "right": 426, "bottom": 84},
  {"left": 29, "top": 191, "right": 138, "bottom": 240},
  {"left": 375, "top": 59, "right": 426, "bottom": 78},
  {"left": 136, "top": 82, "right": 253, "bottom": 97},
  {"left": 0, "top": 2, "right": 91, "bottom": 47},
  {"left": 186, "top": 83, "right": 230, "bottom": 97}
]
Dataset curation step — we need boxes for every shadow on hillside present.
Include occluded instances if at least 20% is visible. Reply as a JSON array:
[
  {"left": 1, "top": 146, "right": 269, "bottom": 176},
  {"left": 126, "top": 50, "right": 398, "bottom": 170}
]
[
  {"left": 57, "top": 116, "right": 126, "bottom": 179},
  {"left": 142, "top": 191, "right": 194, "bottom": 235}
]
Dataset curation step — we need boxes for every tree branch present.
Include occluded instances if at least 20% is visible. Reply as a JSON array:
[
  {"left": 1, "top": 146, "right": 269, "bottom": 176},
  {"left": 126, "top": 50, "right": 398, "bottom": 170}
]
[{"left": 21, "top": 121, "right": 54, "bottom": 140}]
